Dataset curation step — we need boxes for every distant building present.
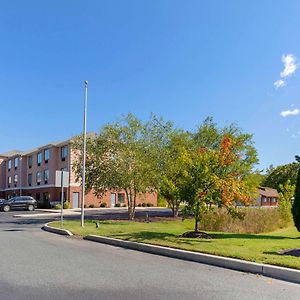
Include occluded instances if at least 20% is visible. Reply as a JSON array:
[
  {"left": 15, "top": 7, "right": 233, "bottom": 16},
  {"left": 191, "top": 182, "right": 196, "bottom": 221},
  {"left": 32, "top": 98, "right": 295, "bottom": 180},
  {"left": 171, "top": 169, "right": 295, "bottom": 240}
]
[
  {"left": 257, "top": 187, "right": 279, "bottom": 207},
  {"left": 0, "top": 138, "right": 157, "bottom": 208}
]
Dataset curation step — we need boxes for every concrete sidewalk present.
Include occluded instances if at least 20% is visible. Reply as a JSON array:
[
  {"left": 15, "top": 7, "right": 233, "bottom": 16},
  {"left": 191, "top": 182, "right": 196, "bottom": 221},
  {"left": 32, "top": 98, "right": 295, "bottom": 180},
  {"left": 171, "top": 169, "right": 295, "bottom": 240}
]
[{"left": 14, "top": 207, "right": 171, "bottom": 218}]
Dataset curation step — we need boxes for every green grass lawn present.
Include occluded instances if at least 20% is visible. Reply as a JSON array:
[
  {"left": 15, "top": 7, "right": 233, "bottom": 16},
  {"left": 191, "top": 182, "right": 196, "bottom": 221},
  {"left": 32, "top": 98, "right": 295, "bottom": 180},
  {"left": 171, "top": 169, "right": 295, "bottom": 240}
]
[{"left": 50, "top": 219, "right": 300, "bottom": 269}]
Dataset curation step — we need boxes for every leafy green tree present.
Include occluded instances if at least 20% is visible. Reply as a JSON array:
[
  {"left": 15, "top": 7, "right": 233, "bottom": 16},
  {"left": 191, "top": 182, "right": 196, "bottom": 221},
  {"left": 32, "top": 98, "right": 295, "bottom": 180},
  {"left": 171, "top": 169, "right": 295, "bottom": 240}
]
[
  {"left": 159, "top": 131, "right": 192, "bottom": 217},
  {"left": 278, "top": 180, "right": 295, "bottom": 224},
  {"left": 292, "top": 157, "right": 300, "bottom": 231},
  {"left": 72, "top": 114, "right": 158, "bottom": 220},
  {"left": 263, "top": 163, "right": 299, "bottom": 190}
]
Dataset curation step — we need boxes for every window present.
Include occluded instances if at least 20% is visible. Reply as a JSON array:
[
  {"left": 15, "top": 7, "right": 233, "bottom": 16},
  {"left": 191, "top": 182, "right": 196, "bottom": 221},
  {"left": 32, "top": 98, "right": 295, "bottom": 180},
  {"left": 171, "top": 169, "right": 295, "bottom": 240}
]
[
  {"left": 59, "top": 192, "right": 67, "bottom": 202},
  {"left": 44, "top": 169, "right": 49, "bottom": 184},
  {"left": 36, "top": 171, "right": 42, "bottom": 184},
  {"left": 28, "top": 156, "right": 32, "bottom": 168},
  {"left": 44, "top": 149, "right": 50, "bottom": 163},
  {"left": 8, "top": 176, "right": 12, "bottom": 187},
  {"left": 8, "top": 160, "right": 11, "bottom": 171},
  {"left": 43, "top": 192, "right": 49, "bottom": 201},
  {"left": 61, "top": 145, "right": 68, "bottom": 161},
  {"left": 37, "top": 152, "right": 42, "bottom": 166},
  {"left": 14, "top": 175, "right": 18, "bottom": 187},
  {"left": 36, "top": 193, "right": 41, "bottom": 202},
  {"left": 118, "top": 193, "right": 125, "bottom": 205},
  {"left": 264, "top": 197, "right": 268, "bottom": 203},
  {"left": 28, "top": 174, "right": 32, "bottom": 186},
  {"left": 14, "top": 157, "right": 19, "bottom": 169}
]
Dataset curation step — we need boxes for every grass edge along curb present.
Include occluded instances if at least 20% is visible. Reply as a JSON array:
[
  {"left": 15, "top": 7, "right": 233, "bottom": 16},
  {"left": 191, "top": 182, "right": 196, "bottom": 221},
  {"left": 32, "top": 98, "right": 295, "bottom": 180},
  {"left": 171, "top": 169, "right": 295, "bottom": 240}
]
[
  {"left": 42, "top": 222, "right": 73, "bottom": 236},
  {"left": 84, "top": 234, "right": 300, "bottom": 284}
]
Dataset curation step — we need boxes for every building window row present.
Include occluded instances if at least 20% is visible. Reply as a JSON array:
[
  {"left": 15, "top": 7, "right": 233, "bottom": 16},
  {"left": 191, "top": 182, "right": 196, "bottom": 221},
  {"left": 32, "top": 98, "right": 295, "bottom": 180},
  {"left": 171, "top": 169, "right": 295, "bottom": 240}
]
[
  {"left": 7, "top": 157, "right": 19, "bottom": 171},
  {"left": 7, "top": 170, "right": 49, "bottom": 188},
  {"left": 7, "top": 175, "right": 18, "bottom": 187},
  {"left": 7, "top": 145, "right": 68, "bottom": 172},
  {"left": 28, "top": 170, "right": 49, "bottom": 186}
]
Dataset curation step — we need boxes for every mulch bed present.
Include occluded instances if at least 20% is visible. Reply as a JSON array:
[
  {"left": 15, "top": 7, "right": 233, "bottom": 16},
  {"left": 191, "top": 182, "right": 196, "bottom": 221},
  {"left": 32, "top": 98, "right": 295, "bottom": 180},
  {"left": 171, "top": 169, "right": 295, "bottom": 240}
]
[
  {"left": 180, "top": 231, "right": 212, "bottom": 239},
  {"left": 279, "top": 249, "right": 300, "bottom": 257}
]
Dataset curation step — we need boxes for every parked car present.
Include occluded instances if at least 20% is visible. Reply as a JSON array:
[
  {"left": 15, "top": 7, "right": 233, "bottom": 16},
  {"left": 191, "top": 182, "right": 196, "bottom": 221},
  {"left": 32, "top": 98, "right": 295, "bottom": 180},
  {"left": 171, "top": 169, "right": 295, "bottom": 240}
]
[{"left": 0, "top": 196, "right": 37, "bottom": 212}]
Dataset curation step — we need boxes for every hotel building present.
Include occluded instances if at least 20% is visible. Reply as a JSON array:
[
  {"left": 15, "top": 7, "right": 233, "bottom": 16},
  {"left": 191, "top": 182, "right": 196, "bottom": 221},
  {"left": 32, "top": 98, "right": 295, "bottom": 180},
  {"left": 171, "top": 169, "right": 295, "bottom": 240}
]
[{"left": 0, "top": 138, "right": 157, "bottom": 208}]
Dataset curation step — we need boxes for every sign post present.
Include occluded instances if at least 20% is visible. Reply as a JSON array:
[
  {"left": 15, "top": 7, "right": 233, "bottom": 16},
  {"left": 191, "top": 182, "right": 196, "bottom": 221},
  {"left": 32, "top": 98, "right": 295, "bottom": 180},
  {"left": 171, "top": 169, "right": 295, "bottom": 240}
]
[{"left": 55, "top": 170, "right": 70, "bottom": 228}]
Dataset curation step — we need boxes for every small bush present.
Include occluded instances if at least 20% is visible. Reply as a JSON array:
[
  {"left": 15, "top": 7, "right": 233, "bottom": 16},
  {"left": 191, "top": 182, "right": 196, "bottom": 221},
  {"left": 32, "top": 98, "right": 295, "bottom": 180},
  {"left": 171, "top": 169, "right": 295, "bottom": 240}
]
[
  {"left": 157, "top": 195, "right": 168, "bottom": 207},
  {"left": 89, "top": 204, "right": 95, "bottom": 208},
  {"left": 63, "top": 201, "right": 70, "bottom": 209},
  {"left": 141, "top": 203, "right": 146, "bottom": 207},
  {"left": 84, "top": 204, "right": 87, "bottom": 208},
  {"left": 100, "top": 202, "right": 107, "bottom": 208},
  {"left": 115, "top": 203, "right": 121, "bottom": 207},
  {"left": 123, "top": 203, "right": 127, "bottom": 207},
  {"left": 137, "top": 203, "right": 142, "bottom": 207},
  {"left": 146, "top": 203, "right": 154, "bottom": 207},
  {"left": 54, "top": 204, "right": 61, "bottom": 210}
]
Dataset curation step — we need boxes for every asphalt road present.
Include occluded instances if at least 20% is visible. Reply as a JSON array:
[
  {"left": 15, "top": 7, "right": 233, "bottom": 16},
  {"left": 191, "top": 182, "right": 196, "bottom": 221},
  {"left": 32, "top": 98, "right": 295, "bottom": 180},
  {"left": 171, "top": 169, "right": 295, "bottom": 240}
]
[{"left": 0, "top": 210, "right": 299, "bottom": 300}]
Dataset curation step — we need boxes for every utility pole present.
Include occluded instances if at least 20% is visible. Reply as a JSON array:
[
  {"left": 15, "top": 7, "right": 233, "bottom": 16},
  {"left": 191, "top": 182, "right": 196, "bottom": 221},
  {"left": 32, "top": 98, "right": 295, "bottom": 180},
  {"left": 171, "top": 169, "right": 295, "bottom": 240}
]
[
  {"left": 81, "top": 80, "right": 88, "bottom": 228},
  {"left": 19, "top": 156, "right": 22, "bottom": 196}
]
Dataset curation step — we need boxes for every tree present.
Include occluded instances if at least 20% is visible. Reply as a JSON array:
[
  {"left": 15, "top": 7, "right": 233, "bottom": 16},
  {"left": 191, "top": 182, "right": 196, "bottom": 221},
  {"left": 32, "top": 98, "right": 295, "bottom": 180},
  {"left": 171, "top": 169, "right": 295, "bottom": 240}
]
[
  {"left": 263, "top": 163, "right": 299, "bottom": 190},
  {"left": 292, "top": 159, "right": 300, "bottom": 231},
  {"left": 183, "top": 120, "right": 258, "bottom": 233},
  {"left": 72, "top": 114, "right": 158, "bottom": 220},
  {"left": 159, "top": 131, "right": 192, "bottom": 217},
  {"left": 278, "top": 180, "right": 295, "bottom": 224}
]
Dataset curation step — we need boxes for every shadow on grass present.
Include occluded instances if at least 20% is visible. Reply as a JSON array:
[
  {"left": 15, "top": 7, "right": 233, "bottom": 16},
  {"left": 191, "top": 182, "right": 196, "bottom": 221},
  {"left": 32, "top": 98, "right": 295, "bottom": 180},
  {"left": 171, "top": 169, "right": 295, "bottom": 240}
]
[
  {"left": 263, "top": 251, "right": 282, "bottom": 256},
  {"left": 109, "top": 231, "right": 212, "bottom": 245},
  {"left": 210, "top": 233, "right": 296, "bottom": 240}
]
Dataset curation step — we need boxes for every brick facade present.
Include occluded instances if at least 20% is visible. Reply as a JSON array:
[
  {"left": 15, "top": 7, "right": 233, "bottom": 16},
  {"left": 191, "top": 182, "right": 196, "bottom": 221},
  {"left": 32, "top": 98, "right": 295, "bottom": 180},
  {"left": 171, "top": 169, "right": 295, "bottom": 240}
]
[{"left": 0, "top": 139, "right": 157, "bottom": 208}]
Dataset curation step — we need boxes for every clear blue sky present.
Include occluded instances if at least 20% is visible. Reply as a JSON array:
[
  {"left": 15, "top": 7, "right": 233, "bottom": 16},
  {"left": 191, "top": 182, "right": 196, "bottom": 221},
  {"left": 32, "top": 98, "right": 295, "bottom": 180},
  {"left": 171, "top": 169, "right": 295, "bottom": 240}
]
[{"left": 0, "top": 0, "right": 299, "bottom": 170}]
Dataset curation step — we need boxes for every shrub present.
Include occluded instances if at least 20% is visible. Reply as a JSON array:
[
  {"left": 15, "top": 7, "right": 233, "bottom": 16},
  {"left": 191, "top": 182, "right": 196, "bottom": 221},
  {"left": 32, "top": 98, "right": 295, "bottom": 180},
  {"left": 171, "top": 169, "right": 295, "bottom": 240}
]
[
  {"left": 199, "top": 207, "right": 290, "bottom": 234},
  {"left": 100, "top": 202, "right": 107, "bottom": 208},
  {"left": 123, "top": 203, "right": 127, "bottom": 207},
  {"left": 54, "top": 204, "right": 61, "bottom": 210},
  {"left": 157, "top": 195, "right": 168, "bottom": 207},
  {"left": 115, "top": 203, "right": 121, "bottom": 207},
  {"left": 137, "top": 203, "right": 142, "bottom": 207},
  {"left": 63, "top": 201, "right": 70, "bottom": 209},
  {"left": 141, "top": 203, "right": 146, "bottom": 207},
  {"left": 89, "top": 204, "right": 95, "bottom": 208},
  {"left": 146, "top": 203, "right": 154, "bottom": 207}
]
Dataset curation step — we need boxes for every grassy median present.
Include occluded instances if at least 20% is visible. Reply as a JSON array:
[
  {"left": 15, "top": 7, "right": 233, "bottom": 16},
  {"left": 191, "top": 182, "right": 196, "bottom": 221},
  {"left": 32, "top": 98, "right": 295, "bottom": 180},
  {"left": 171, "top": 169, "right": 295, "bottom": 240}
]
[{"left": 50, "top": 219, "right": 300, "bottom": 270}]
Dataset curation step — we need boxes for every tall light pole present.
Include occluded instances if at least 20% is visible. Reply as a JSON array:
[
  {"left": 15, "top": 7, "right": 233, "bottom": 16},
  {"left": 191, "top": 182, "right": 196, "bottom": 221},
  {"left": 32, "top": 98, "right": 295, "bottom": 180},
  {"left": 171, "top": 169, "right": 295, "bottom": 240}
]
[
  {"left": 81, "top": 80, "right": 88, "bottom": 228},
  {"left": 19, "top": 156, "right": 22, "bottom": 196}
]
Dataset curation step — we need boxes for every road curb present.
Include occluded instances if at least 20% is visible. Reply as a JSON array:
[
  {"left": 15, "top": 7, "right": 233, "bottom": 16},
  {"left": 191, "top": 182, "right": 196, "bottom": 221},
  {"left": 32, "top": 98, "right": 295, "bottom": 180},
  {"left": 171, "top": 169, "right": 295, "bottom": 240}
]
[
  {"left": 42, "top": 222, "right": 73, "bottom": 236},
  {"left": 84, "top": 234, "right": 300, "bottom": 284}
]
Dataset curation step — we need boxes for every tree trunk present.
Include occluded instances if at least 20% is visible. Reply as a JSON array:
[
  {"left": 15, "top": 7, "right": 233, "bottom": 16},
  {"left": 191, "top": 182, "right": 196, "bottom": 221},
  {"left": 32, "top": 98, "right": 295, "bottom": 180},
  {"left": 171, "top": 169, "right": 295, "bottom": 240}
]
[
  {"left": 132, "top": 190, "right": 137, "bottom": 220},
  {"left": 194, "top": 216, "right": 199, "bottom": 233},
  {"left": 125, "top": 189, "right": 133, "bottom": 220},
  {"left": 194, "top": 201, "right": 200, "bottom": 233}
]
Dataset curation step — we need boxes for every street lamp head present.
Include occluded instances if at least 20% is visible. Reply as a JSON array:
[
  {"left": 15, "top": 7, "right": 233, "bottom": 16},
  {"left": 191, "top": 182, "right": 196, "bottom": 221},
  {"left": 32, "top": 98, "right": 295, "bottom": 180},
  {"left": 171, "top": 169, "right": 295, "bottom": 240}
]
[{"left": 84, "top": 80, "right": 88, "bottom": 86}]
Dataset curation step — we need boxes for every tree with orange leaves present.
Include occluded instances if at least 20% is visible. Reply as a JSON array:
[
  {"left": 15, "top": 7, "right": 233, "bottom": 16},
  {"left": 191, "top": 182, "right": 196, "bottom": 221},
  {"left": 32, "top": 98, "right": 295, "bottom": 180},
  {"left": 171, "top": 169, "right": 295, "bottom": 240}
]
[{"left": 182, "top": 119, "right": 258, "bottom": 234}]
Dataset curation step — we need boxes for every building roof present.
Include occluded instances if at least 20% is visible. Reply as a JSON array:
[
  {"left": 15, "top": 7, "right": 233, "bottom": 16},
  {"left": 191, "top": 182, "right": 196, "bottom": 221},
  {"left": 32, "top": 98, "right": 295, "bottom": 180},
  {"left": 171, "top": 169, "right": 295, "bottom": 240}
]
[
  {"left": 0, "top": 150, "right": 25, "bottom": 158},
  {"left": 258, "top": 187, "right": 279, "bottom": 198},
  {"left": 0, "top": 132, "right": 96, "bottom": 158}
]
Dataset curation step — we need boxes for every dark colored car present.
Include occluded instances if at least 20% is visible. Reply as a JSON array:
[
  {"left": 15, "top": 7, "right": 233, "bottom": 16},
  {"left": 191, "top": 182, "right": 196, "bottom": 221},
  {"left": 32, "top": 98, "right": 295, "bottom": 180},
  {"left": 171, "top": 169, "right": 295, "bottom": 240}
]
[{"left": 0, "top": 196, "right": 37, "bottom": 212}]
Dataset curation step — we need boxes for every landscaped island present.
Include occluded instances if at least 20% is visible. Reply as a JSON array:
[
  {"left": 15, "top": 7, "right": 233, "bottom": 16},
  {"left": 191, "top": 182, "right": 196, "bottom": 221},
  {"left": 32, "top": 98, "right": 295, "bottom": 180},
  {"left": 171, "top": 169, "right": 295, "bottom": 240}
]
[{"left": 49, "top": 218, "right": 300, "bottom": 270}]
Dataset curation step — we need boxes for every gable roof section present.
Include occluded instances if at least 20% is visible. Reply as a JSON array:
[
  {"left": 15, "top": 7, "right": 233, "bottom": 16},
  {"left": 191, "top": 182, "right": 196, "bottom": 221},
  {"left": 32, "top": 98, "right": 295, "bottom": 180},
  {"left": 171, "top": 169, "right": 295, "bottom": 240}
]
[
  {"left": 258, "top": 187, "right": 279, "bottom": 198},
  {"left": 0, "top": 150, "right": 25, "bottom": 158}
]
